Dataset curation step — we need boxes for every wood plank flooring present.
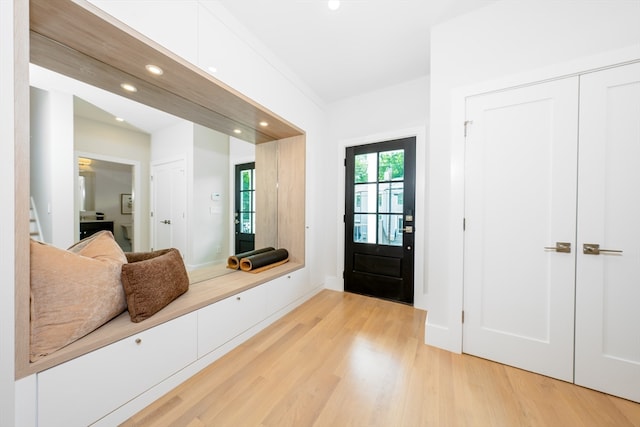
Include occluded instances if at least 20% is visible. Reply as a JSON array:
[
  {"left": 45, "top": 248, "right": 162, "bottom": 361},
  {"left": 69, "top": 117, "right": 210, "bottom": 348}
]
[{"left": 122, "top": 290, "right": 640, "bottom": 427}]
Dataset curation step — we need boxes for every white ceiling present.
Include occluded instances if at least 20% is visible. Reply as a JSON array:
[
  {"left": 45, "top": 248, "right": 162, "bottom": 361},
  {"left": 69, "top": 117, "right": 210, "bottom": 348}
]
[{"left": 215, "top": 0, "right": 496, "bottom": 103}]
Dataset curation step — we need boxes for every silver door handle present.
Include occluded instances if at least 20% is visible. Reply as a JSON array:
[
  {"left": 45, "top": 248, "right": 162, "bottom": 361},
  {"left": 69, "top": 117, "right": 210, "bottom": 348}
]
[
  {"left": 161, "top": 220, "right": 171, "bottom": 225},
  {"left": 583, "top": 243, "right": 623, "bottom": 255},
  {"left": 544, "top": 242, "right": 571, "bottom": 253}
]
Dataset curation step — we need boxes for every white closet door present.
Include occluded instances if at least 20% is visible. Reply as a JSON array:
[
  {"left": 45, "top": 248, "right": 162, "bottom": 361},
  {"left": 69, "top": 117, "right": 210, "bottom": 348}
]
[
  {"left": 152, "top": 159, "right": 187, "bottom": 256},
  {"left": 575, "top": 62, "right": 640, "bottom": 402},
  {"left": 463, "top": 78, "right": 579, "bottom": 382}
]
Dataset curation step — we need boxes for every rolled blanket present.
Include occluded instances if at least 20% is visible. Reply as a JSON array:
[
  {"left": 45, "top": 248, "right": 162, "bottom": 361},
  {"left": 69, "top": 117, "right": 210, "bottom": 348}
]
[
  {"left": 240, "top": 248, "right": 289, "bottom": 273},
  {"left": 227, "top": 247, "right": 275, "bottom": 269}
]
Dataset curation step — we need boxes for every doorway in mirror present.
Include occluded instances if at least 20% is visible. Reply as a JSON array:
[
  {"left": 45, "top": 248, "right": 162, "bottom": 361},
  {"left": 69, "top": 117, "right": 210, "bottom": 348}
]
[{"left": 235, "top": 162, "right": 256, "bottom": 253}]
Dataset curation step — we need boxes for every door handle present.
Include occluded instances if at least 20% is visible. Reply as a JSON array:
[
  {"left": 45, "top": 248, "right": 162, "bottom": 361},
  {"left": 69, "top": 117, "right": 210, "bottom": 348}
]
[
  {"left": 161, "top": 219, "right": 171, "bottom": 225},
  {"left": 401, "top": 226, "right": 413, "bottom": 234},
  {"left": 583, "top": 243, "right": 623, "bottom": 255},
  {"left": 544, "top": 242, "right": 571, "bottom": 253}
]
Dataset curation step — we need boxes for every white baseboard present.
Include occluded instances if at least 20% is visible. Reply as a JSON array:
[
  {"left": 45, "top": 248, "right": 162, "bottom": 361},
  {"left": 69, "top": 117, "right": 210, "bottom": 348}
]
[{"left": 324, "top": 275, "right": 343, "bottom": 291}]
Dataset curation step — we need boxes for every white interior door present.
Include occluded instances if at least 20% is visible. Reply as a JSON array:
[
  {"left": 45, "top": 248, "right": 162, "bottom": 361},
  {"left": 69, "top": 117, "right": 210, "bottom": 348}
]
[
  {"left": 463, "top": 78, "right": 579, "bottom": 382},
  {"left": 575, "top": 62, "right": 640, "bottom": 402},
  {"left": 152, "top": 160, "right": 187, "bottom": 257}
]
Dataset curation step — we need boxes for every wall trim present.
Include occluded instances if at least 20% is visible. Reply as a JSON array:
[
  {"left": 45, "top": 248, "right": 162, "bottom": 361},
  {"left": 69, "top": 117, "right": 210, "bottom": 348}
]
[{"left": 75, "top": 151, "right": 143, "bottom": 251}]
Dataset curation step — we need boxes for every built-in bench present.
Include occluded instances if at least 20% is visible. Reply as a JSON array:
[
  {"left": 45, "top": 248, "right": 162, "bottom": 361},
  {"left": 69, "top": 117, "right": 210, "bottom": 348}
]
[{"left": 29, "top": 262, "right": 304, "bottom": 374}]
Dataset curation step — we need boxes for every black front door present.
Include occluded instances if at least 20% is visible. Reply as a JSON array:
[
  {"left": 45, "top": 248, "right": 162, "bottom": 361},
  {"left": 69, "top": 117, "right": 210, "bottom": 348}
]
[
  {"left": 234, "top": 162, "right": 255, "bottom": 253},
  {"left": 344, "top": 137, "right": 416, "bottom": 304}
]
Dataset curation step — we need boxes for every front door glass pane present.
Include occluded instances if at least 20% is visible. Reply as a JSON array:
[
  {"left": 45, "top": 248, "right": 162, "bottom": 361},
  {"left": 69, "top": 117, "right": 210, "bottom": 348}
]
[
  {"left": 378, "top": 214, "right": 403, "bottom": 246},
  {"left": 241, "top": 169, "right": 252, "bottom": 190},
  {"left": 355, "top": 153, "right": 378, "bottom": 183},
  {"left": 354, "top": 213, "right": 376, "bottom": 243},
  {"left": 378, "top": 149, "right": 404, "bottom": 181},
  {"left": 378, "top": 182, "right": 404, "bottom": 214},
  {"left": 354, "top": 184, "right": 376, "bottom": 213}
]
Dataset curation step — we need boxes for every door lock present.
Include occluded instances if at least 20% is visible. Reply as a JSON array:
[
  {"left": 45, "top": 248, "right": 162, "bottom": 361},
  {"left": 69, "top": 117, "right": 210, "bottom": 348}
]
[
  {"left": 544, "top": 242, "right": 571, "bottom": 253},
  {"left": 161, "top": 219, "right": 171, "bottom": 224}
]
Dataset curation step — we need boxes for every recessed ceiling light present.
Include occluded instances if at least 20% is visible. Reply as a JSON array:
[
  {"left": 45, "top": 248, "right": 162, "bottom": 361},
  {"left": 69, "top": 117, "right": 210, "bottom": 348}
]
[
  {"left": 328, "top": 0, "right": 340, "bottom": 11},
  {"left": 115, "top": 117, "right": 124, "bottom": 122},
  {"left": 120, "top": 83, "right": 138, "bottom": 93},
  {"left": 145, "top": 64, "right": 164, "bottom": 75},
  {"left": 233, "top": 129, "right": 242, "bottom": 134},
  {"left": 259, "top": 121, "right": 268, "bottom": 127}
]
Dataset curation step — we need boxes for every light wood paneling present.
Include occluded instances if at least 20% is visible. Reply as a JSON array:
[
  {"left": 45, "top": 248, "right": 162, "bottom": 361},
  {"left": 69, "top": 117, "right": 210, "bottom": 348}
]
[
  {"left": 123, "top": 290, "right": 640, "bottom": 427},
  {"left": 29, "top": 0, "right": 303, "bottom": 144},
  {"left": 255, "top": 136, "right": 306, "bottom": 264},
  {"left": 255, "top": 141, "right": 278, "bottom": 250},
  {"left": 277, "top": 135, "right": 306, "bottom": 264},
  {"left": 14, "top": 0, "right": 32, "bottom": 381}
]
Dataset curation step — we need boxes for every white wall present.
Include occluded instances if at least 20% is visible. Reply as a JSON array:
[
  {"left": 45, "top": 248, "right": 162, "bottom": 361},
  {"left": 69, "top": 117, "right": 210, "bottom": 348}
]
[
  {"left": 326, "top": 76, "right": 430, "bottom": 308},
  {"left": 29, "top": 87, "right": 53, "bottom": 242},
  {"left": 49, "top": 93, "right": 76, "bottom": 248},
  {"left": 426, "top": 0, "right": 640, "bottom": 352},
  {"left": 29, "top": 89, "right": 75, "bottom": 248},
  {"left": 192, "top": 124, "right": 230, "bottom": 267},
  {"left": 1, "top": 1, "right": 20, "bottom": 424}
]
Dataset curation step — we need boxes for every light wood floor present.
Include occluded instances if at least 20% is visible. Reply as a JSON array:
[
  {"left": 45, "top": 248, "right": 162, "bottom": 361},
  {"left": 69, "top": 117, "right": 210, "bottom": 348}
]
[{"left": 122, "top": 290, "right": 640, "bottom": 427}]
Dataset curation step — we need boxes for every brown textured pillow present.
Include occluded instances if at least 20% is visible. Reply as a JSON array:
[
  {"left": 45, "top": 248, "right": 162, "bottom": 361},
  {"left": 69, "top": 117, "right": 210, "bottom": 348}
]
[
  {"left": 121, "top": 248, "right": 189, "bottom": 323},
  {"left": 30, "top": 231, "right": 127, "bottom": 361}
]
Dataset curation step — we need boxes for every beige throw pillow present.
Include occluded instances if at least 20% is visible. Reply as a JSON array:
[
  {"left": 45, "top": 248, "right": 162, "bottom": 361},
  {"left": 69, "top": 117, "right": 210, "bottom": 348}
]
[{"left": 30, "top": 231, "right": 127, "bottom": 362}]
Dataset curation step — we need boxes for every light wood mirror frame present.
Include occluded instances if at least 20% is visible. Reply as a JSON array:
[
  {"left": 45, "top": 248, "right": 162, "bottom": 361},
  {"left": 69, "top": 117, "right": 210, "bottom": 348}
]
[{"left": 15, "top": 0, "right": 305, "bottom": 379}]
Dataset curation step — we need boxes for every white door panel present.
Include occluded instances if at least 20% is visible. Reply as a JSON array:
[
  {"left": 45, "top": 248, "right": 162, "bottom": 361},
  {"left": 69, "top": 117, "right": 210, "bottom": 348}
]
[
  {"left": 152, "top": 160, "right": 187, "bottom": 257},
  {"left": 464, "top": 78, "right": 579, "bottom": 382},
  {"left": 575, "top": 62, "right": 640, "bottom": 402}
]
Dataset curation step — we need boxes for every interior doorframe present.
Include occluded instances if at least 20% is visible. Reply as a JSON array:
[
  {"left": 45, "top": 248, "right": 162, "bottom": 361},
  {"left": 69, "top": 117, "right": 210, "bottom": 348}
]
[
  {"left": 335, "top": 126, "right": 428, "bottom": 310},
  {"left": 425, "top": 46, "right": 640, "bottom": 354},
  {"left": 74, "top": 151, "right": 141, "bottom": 251}
]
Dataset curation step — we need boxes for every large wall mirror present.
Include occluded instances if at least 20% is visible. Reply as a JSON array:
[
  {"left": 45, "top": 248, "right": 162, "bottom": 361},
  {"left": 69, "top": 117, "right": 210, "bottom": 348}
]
[
  {"left": 26, "top": 0, "right": 304, "bottom": 285},
  {"left": 30, "top": 64, "right": 257, "bottom": 282}
]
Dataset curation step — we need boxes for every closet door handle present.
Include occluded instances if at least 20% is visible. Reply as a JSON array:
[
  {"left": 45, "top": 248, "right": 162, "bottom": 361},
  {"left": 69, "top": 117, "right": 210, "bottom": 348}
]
[
  {"left": 544, "top": 242, "right": 571, "bottom": 253},
  {"left": 583, "top": 243, "right": 623, "bottom": 255}
]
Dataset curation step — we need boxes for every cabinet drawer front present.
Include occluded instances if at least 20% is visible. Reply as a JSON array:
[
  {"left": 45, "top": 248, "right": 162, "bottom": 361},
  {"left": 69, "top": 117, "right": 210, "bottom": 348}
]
[
  {"left": 266, "top": 269, "right": 306, "bottom": 314},
  {"left": 198, "top": 285, "right": 267, "bottom": 357},
  {"left": 38, "top": 313, "right": 197, "bottom": 427}
]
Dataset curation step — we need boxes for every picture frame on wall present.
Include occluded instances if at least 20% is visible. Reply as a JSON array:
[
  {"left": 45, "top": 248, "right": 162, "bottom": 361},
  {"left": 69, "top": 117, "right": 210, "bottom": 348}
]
[{"left": 121, "top": 193, "right": 133, "bottom": 215}]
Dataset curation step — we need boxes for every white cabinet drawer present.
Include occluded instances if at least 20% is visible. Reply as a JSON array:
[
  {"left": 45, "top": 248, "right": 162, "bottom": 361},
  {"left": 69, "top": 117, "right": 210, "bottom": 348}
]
[
  {"left": 198, "top": 285, "right": 267, "bottom": 358},
  {"left": 38, "top": 312, "right": 197, "bottom": 427},
  {"left": 266, "top": 269, "right": 306, "bottom": 315}
]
